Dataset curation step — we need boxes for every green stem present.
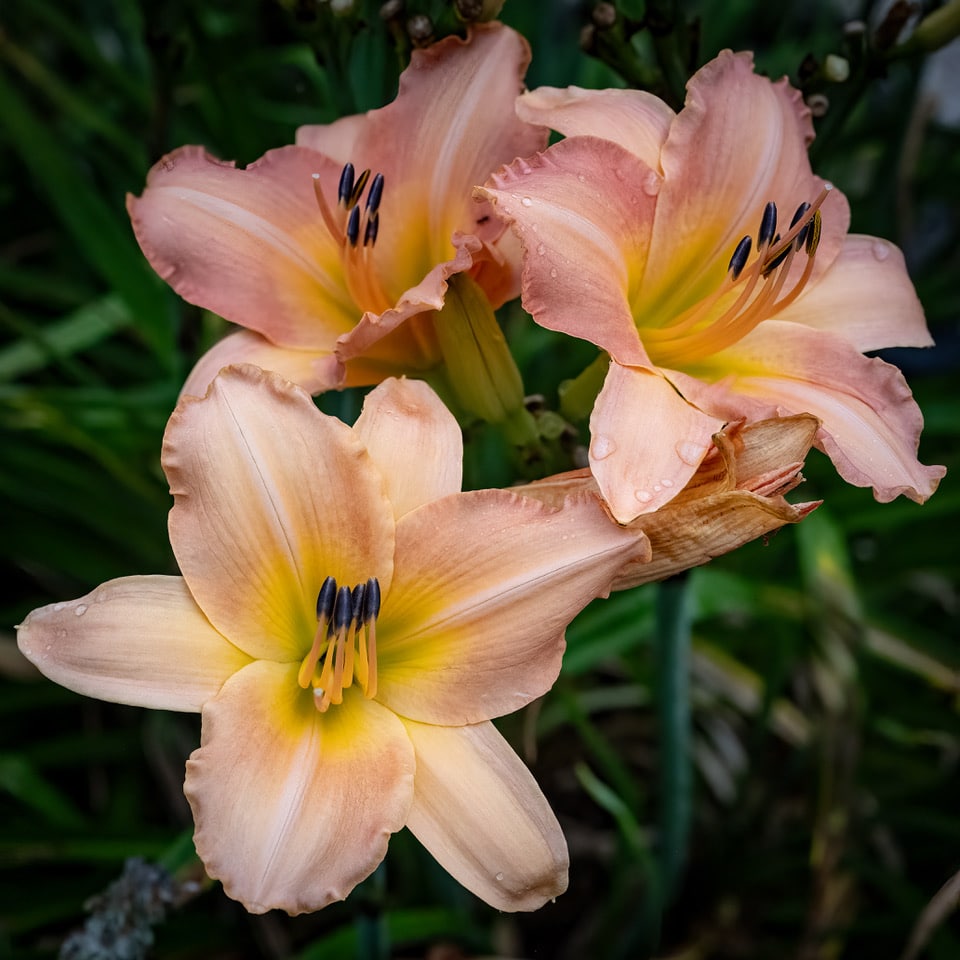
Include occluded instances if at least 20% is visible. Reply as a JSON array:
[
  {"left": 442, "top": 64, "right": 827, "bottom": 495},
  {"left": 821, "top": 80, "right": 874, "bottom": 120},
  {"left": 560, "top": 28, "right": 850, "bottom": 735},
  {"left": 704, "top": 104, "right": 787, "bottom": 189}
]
[{"left": 655, "top": 572, "right": 693, "bottom": 904}]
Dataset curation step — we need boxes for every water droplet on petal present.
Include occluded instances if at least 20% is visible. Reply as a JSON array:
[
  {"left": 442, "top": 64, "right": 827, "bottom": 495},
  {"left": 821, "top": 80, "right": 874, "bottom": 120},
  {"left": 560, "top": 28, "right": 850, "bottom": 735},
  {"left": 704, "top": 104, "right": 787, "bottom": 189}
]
[
  {"left": 871, "top": 240, "right": 890, "bottom": 261},
  {"left": 74, "top": 604, "right": 87, "bottom": 616},
  {"left": 537, "top": 243, "right": 546, "bottom": 255},
  {"left": 591, "top": 435, "right": 617, "bottom": 460},
  {"left": 54, "top": 603, "right": 65, "bottom": 612},
  {"left": 661, "top": 478, "right": 674, "bottom": 488},
  {"left": 521, "top": 196, "right": 533, "bottom": 207},
  {"left": 495, "top": 872, "right": 505, "bottom": 882},
  {"left": 642, "top": 173, "right": 662, "bottom": 197},
  {"left": 549, "top": 267, "right": 558, "bottom": 279},
  {"left": 577, "top": 174, "right": 586, "bottom": 183},
  {"left": 634, "top": 489, "right": 653, "bottom": 503},
  {"left": 675, "top": 440, "right": 707, "bottom": 466}
]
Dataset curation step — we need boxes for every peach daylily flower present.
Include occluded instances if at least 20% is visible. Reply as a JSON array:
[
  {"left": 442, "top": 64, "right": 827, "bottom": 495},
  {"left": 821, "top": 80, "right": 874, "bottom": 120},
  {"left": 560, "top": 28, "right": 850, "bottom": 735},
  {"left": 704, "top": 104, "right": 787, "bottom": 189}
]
[
  {"left": 16, "top": 366, "right": 648, "bottom": 915},
  {"left": 128, "top": 24, "right": 546, "bottom": 397},
  {"left": 479, "top": 50, "right": 945, "bottom": 523}
]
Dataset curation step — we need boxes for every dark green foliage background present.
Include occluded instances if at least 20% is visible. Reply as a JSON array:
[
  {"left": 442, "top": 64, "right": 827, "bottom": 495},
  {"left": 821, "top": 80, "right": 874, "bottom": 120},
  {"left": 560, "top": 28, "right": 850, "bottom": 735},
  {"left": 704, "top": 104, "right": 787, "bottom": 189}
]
[{"left": 1, "top": 1, "right": 957, "bottom": 957}]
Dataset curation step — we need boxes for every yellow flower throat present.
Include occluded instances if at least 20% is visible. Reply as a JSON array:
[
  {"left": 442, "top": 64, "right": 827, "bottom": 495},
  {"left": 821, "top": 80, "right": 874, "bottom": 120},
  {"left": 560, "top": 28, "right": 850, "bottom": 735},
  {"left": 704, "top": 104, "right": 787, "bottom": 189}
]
[
  {"left": 644, "top": 184, "right": 831, "bottom": 368},
  {"left": 297, "top": 575, "right": 380, "bottom": 712}
]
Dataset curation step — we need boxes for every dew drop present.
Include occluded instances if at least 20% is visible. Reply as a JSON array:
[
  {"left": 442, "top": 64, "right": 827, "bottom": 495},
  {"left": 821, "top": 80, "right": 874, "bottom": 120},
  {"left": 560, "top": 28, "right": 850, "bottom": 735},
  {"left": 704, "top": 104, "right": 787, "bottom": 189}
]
[
  {"left": 74, "top": 604, "right": 87, "bottom": 616},
  {"left": 642, "top": 173, "right": 662, "bottom": 197},
  {"left": 549, "top": 267, "right": 558, "bottom": 279},
  {"left": 675, "top": 440, "right": 707, "bottom": 466},
  {"left": 54, "top": 602, "right": 65, "bottom": 612},
  {"left": 495, "top": 872, "right": 505, "bottom": 882},
  {"left": 591, "top": 435, "right": 617, "bottom": 460},
  {"left": 577, "top": 174, "right": 586, "bottom": 183},
  {"left": 661, "top": 478, "right": 674, "bottom": 488},
  {"left": 653, "top": 484, "right": 662, "bottom": 493},
  {"left": 634, "top": 489, "right": 653, "bottom": 503},
  {"left": 44, "top": 644, "right": 52, "bottom": 652},
  {"left": 521, "top": 196, "right": 533, "bottom": 207},
  {"left": 537, "top": 243, "right": 546, "bottom": 255},
  {"left": 871, "top": 240, "right": 890, "bottom": 262}
]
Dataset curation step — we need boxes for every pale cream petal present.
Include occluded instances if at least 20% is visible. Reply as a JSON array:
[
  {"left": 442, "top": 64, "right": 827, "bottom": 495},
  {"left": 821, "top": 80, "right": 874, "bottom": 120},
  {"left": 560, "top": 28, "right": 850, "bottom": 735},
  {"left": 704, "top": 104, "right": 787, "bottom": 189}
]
[
  {"left": 16, "top": 576, "right": 250, "bottom": 712},
  {"left": 376, "top": 489, "right": 648, "bottom": 725},
  {"left": 164, "top": 365, "right": 395, "bottom": 662},
  {"left": 185, "top": 660, "right": 415, "bottom": 915},
  {"left": 589, "top": 363, "right": 726, "bottom": 524},
  {"left": 402, "top": 719, "right": 568, "bottom": 912},
  {"left": 353, "top": 378, "right": 463, "bottom": 520}
]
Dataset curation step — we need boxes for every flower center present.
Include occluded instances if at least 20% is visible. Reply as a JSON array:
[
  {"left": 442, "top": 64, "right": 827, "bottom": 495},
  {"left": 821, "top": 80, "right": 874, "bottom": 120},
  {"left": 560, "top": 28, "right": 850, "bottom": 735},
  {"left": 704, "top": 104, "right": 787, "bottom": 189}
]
[
  {"left": 312, "top": 162, "right": 393, "bottom": 315},
  {"left": 297, "top": 575, "right": 381, "bottom": 713},
  {"left": 644, "top": 185, "right": 831, "bottom": 368}
]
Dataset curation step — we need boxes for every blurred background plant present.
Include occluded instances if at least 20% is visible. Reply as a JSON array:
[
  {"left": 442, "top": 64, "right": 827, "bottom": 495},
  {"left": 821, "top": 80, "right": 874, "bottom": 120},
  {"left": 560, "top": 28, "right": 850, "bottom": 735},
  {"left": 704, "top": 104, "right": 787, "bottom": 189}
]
[{"left": 1, "top": 0, "right": 957, "bottom": 957}]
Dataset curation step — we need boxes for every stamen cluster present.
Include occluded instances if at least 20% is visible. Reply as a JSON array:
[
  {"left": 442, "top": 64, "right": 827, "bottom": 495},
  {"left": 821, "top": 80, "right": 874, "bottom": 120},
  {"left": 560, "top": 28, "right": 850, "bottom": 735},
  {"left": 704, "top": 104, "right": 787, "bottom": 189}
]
[
  {"left": 311, "top": 161, "right": 390, "bottom": 313},
  {"left": 644, "top": 186, "right": 830, "bottom": 367},
  {"left": 312, "top": 162, "right": 385, "bottom": 250},
  {"left": 297, "top": 574, "right": 381, "bottom": 712}
]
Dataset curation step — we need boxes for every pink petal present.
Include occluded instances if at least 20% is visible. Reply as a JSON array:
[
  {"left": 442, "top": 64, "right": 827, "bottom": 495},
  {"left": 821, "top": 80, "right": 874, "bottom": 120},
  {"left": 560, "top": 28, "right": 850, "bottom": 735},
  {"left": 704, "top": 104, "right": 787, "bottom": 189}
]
[
  {"left": 589, "top": 363, "right": 726, "bottom": 523},
  {"left": 639, "top": 51, "right": 844, "bottom": 320},
  {"left": 180, "top": 330, "right": 346, "bottom": 398},
  {"left": 402, "top": 719, "right": 567, "bottom": 912},
  {"left": 342, "top": 24, "right": 547, "bottom": 274},
  {"left": 376, "top": 489, "right": 647, "bottom": 725},
  {"left": 331, "top": 233, "right": 478, "bottom": 365},
  {"left": 675, "top": 322, "right": 946, "bottom": 503},
  {"left": 185, "top": 660, "right": 415, "bottom": 915},
  {"left": 300, "top": 26, "right": 546, "bottom": 367},
  {"left": 778, "top": 235, "right": 934, "bottom": 352},
  {"left": 353, "top": 378, "right": 463, "bottom": 520},
  {"left": 16, "top": 576, "right": 251, "bottom": 711},
  {"left": 295, "top": 113, "right": 369, "bottom": 163},
  {"left": 479, "top": 137, "right": 659, "bottom": 364},
  {"left": 128, "top": 145, "right": 357, "bottom": 349},
  {"left": 163, "top": 366, "right": 395, "bottom": 661},
  {"left": 517, "top": 85, "right": 674, "bottom": 171}
]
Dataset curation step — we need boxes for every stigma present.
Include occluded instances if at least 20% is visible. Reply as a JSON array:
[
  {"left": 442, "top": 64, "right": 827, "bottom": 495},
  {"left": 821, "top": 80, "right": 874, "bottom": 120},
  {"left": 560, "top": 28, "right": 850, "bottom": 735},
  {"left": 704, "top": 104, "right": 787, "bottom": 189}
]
[
  {"left": 297, "top": 575, "right": 381, "bottom": 713},
  {"left": 646, "top": 184, "right": 831, "bottom": 366}
]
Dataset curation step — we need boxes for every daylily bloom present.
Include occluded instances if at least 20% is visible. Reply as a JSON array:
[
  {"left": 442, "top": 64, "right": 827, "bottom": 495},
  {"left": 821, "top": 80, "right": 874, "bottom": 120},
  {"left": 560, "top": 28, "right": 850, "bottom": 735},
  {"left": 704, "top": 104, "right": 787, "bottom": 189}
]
[
  {"left": 516, "top": 413, "right": 822, "bottom": 589},
  {"left": 16, "top": 366, "right": 648, "bottom": 915},
  {"left": 479, "top": 50, "right": 945, "bottom": 523},
  {"left": 128, "top": 24, "right": 546, "bottom": 398}
]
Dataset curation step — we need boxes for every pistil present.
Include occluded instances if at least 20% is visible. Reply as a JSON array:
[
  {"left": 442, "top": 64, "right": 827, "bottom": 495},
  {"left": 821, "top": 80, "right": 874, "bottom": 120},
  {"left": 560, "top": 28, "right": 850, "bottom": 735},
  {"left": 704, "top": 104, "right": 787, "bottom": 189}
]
[{"left": 298, "top": 575, "right": 381, "bottom": 712}]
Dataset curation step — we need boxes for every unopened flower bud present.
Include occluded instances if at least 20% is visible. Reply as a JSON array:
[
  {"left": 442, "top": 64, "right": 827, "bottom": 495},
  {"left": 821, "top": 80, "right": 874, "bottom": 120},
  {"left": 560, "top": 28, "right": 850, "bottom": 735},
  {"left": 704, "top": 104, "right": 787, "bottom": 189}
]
[
  {"left": 407, "top": 13, "right": 434, "bottom": 46},
  {"left": 824, "top": 54, "right": 850, "bottom": 82}
]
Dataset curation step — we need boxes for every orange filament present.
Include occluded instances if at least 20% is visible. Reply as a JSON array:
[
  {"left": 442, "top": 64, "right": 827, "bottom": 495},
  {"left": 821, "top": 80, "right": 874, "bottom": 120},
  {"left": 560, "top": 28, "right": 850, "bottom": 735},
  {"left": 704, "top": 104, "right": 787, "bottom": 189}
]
[
  {"left": 298, "top": 576, "right": 381, "bottom": 713},
  {"left": 311, "top": 163, "right": 393, "bottom": 315},
  {"left": 645, "top": 184, "right": 831, "bottom": 367}
]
